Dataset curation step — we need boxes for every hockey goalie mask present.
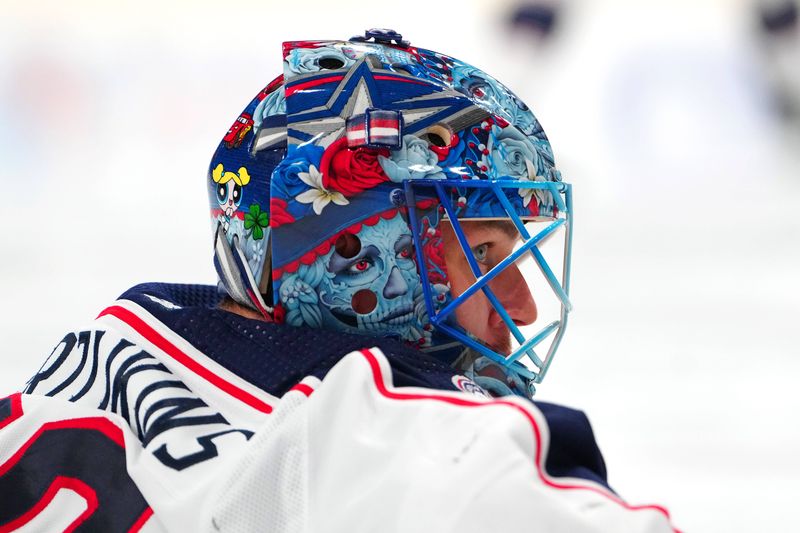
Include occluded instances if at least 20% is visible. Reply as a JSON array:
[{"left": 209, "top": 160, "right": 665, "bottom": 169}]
[{"left": 207, "top": 29, "right": 572, "bottom": 396}]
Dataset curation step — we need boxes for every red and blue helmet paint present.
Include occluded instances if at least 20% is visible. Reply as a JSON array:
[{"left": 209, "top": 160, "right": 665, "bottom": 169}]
[{"left": 207, "top": 29, "right": 572, "bottom": 397}]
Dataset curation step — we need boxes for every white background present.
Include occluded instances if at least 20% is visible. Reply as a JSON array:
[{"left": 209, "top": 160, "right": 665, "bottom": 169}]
[{"left": 2, "top": 1, "right": 799, "bottom": 531}]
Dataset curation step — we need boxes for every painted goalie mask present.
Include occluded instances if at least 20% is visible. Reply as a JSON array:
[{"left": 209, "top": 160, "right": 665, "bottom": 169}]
[{"left": 208, "top": 29, "right": 573, "bottom": 397}]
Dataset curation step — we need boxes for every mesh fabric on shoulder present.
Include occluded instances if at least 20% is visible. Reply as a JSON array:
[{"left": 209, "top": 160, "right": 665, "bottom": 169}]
[{"left": 119, "top": 283, "right": 461, "bottom": 398}]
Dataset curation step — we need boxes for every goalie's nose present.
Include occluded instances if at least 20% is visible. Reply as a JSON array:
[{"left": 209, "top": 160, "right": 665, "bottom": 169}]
[{"left": 490, "top": 263, "right": 537, "bottom": 328}]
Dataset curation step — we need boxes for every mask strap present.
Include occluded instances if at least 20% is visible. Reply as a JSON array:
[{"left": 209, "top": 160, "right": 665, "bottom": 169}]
[{"left": 213, "top": 224, "right": 273, "bottom": 320}]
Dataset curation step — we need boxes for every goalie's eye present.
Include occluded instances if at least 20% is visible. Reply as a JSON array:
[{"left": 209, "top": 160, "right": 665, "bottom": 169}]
[{"left": 472, "top": 243, "right": 489, "bottom": 263}]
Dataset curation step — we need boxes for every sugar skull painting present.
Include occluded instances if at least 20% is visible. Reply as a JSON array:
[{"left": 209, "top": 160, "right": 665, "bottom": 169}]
[{"left": 277, "top": 211, "right": 429, "bottom": 344}]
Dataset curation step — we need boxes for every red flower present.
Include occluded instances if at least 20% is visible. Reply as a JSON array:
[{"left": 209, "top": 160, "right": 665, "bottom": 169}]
[
  {"left": 320, "top": 137, "right": 390, "bottom": 197},
  {"left": 270, "top": 198, "right": 295, "bottom": 227}
]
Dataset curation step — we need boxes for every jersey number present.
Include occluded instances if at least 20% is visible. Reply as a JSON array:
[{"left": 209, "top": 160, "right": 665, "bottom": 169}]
[{"left": 0, "top": 400, "right": 151, "bottom": 532}]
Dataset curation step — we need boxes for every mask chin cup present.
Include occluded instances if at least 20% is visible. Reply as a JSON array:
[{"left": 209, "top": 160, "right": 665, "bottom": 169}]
[{"left": 460, "top": 354, "right": 537, "bottom": 398}]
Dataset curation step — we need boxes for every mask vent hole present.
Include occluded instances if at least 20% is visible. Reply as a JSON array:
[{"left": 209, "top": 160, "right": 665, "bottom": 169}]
[
  {"left": 319, "top": 57, "right": 345, "bottom": 70},
  {"left": 420, "top": 123, "right": 453, "bottom": 147},
  {"left": 424, "top": 133, "right": 446, "bottom": 147},
  {"left": 335, "top": 232, "right": 361, "bottom": 259},
  {"left": 351, "top": 289, "right": 378, "bottom": 314}
]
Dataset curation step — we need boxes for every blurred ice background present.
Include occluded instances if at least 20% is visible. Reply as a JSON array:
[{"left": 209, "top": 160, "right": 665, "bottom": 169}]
[{"left": 2, "top": 0, "right": 799, "bottom": 531}]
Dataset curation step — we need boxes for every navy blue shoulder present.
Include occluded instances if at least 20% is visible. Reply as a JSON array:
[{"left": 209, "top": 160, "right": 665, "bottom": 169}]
[
  {"left": 533, "top": 401, "right": 611, "bottom": 491},
  {"left": 118, "top": 282, "right": 462, "bottom": 396}
]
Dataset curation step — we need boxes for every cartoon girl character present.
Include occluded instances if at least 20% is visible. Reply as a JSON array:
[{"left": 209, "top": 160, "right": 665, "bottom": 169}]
[{"left": 211, "top": 163, "right": 250, "bottom": 231}]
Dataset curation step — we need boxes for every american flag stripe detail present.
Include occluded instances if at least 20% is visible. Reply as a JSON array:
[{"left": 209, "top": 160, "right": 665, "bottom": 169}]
[{"left": 346, "top": 109, "right": 401, "bottom": 148}]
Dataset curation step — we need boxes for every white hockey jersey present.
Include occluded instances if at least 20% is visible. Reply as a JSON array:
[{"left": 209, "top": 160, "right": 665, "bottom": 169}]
[{"left": 0, "top": 283, "right": 679, "bottom": 532}]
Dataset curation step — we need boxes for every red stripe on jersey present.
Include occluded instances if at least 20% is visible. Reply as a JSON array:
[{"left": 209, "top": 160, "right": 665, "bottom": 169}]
[
  {"left": 358, "top": 348, "right": 681, "bottom": 533},
  {"left": 129, "top": 506, "right": 154, "bottom": 533},
  {"left": 290, "top": 383, "right": 315, "bottom": 397},
  {"left": 98, "top": 305, "right": 273, "bottom": 414}
]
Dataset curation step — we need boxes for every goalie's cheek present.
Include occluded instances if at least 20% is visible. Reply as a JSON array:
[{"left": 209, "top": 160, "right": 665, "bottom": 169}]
[{"left": 488, "top": 264, "right": 538, "bottom": 329}]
